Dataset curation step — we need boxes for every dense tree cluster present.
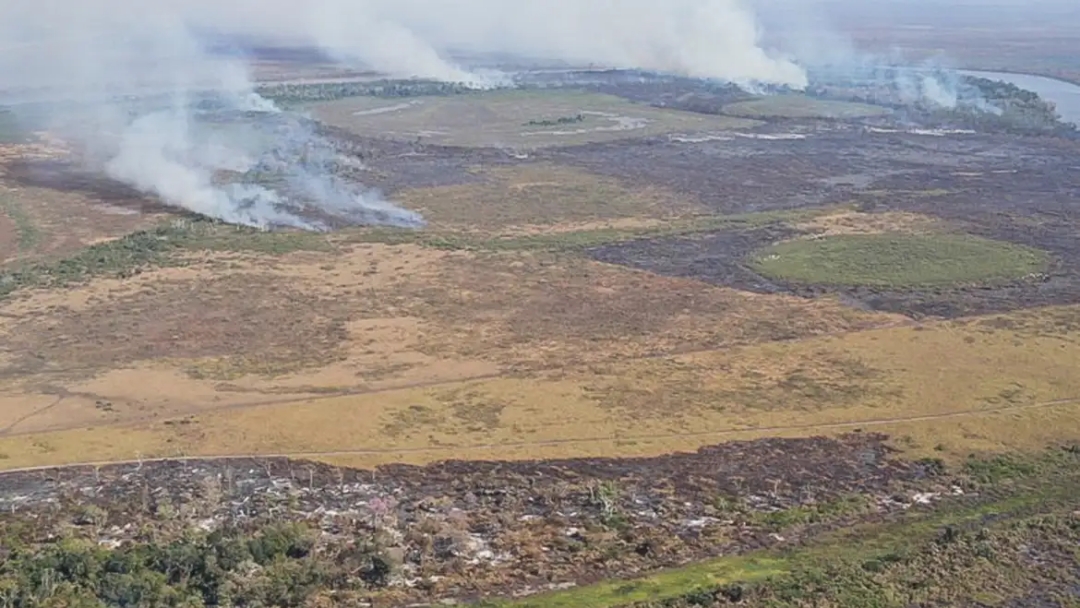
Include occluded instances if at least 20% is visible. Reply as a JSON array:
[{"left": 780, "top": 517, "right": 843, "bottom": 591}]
[
  {"left": 256, "top": 80, "right": 480, "bottom": 104},
  {"left": 0, "top": 522, "right": 395, "bottom": 607},
  {"left": 954, "top": 76, "right": 1076, "bottom": 133},
  {"left": 807, "top": 74, "right": 1076, "bottom": 135}
]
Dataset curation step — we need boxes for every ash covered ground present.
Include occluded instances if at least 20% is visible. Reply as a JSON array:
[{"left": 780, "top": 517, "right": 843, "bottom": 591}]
[{"left": 0, "top": 434, "right": 940, "bottom": 603}]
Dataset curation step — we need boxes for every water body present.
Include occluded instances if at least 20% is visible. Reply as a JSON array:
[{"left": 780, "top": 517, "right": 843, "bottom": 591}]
[{"left": 960, "top": 69, "right": 1080, "bottom": 126}]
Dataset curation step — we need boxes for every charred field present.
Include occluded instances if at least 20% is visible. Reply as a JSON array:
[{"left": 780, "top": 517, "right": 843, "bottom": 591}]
[{"left": 1, "top": 68, "right": 1080, "bottom": 605}]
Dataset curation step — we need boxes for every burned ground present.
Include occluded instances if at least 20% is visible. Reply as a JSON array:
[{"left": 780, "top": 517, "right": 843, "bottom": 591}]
[
  {"left": 0, "top": 434, "right": 938, "bottom": 604},
  {"left": 542, "top": 129, "right": 1079, "bottom": 214},
  {"left": 2, "top": 435, "right": 1076, "bottom": 607},
  {"left": 3, "top": 159, "right": 185, "bottom": 217},
  {"left": 586, "top": 224, "right": 1075, "bottom": 319},
  {"left": 565, "top": 130, "right": 1080, "bottom": 319}
]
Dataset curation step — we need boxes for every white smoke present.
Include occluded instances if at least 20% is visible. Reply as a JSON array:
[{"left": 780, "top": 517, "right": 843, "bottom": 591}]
[
  {"left": 0, "top": 0, "right": 810, "bottom": 229},
  {"left": 188, "top": 0, "right": 807, "bottom": 88},
  {"left": 0, "top": 1, "right": 428, "bottom": 230}
]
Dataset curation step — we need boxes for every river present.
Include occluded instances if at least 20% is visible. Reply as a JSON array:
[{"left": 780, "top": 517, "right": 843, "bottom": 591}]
[{"left": 960, "top": 69, "right": 1080, "bottom": 126}]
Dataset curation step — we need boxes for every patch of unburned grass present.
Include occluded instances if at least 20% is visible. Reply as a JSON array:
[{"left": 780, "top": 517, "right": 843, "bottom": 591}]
[
  {"left": 396, "top": 164, "right": 701, "bottom": 229},
  {"left": 4, "top": 272, "right": 351, "bottom": 373},
  {"left": 0, "top": 194, "right": 39, "bottom": 252},
  {"left": 794, "top": 210, "right": 944, "bottom": 238},
  {"left": 376, "top": 248, "right": 896, "bottom": 370},
  {"left": 308, "top": 89, "right": 761, "bottom": 148},
  {"left": 0, "top": 201, "right": 840, "bottom": 301},
  {"left": 748, "top": 232, "right": 1049, "bottom": 288},
  {"left": 344, "top": 205, "right": 841, "bottom": 254},
  {"left": 744, "top": 494, "right": 875, "bottom": 531},
  {"left": 722, "top": 96, "right": 891, "bottom": 119},
  {"left": 3, "top": 303, "right": 1079, "bottom": 470}
]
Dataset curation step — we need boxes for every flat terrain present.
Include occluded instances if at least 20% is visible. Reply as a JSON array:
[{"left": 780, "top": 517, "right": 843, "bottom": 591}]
[
  {"left": 307, "top": 90, "right": 765, "bottom": 148},
  {"left": 722, "top": 96, "right": 891, "bottom": 120},
  {"left": 1, "top": 70, "right": 1079, "bottom": 605}
]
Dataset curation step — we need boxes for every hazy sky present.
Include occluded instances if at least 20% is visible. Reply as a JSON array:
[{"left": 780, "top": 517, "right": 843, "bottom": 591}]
[{"left": 5, "top": 0, "right": 1077, "bottom": 92}]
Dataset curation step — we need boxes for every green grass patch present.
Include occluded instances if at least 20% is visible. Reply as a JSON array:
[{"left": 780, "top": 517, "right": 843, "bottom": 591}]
[
  {"left": 746, "top": 494, "right": 874, "bottom": 531},
  {"left": 0, "top": 195, "right": 40, "bottom": 251},
  {"left": 0, "top": 219, "right": 335, "bottom": 299},
  {"left": 722, "top": 96, "right": 891, "bottom": 120},
  {"left": 748, "top": 232, "right": 1049, "bottom": 288}
]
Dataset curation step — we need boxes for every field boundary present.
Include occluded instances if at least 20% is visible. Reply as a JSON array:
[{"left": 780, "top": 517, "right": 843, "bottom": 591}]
[{"left": 1, "top": 395, "right": 1077, "bottom": 475}]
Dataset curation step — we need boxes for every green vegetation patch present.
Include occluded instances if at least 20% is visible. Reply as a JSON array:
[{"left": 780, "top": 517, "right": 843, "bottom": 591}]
[
  {"left": 748, "top": 232, "right": 1049, "bottom": 288},
  {"left": 0, "top": 206, "right": 837, "bottom": 300},
  {"left": 0, "top": 219, "right": 333, "bottom": 299},
  {"left": 525, "top": 114, "right": 586, "bottom": 127},
  {"left": 722, "top": 96, "right": 891, "bottom": 120},
  {"left": 0, "top": 195, "right": 40, "bottom": 252}
]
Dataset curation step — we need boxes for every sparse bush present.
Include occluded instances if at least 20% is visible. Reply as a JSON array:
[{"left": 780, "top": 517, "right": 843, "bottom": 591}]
[{"left": 524, "top": 114, "right": 586, "bottom": 127}]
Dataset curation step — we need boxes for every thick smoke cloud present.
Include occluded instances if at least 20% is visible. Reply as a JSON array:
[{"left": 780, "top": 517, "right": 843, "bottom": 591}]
[
  {"left": 0, "top": 0, "right": 807, "bottom": 229},
  {"left": 0, "top": 1, "right": 431, "bottom": 230},
  {"left": 191, "top": 0, "right": 808, "bottom": 88},
  {"left": 3, "top": 0, "right": 1026, "bottom": 228}
]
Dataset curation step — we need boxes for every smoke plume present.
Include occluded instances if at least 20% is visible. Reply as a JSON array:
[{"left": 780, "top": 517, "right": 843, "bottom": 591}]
[
  {"left": 191, "top": 0, "right": 808, "bottom": 88},
  {"left": 2, "top": 0, "right": 1014, "bottom": 229},
  {"left": 0, "top": 1, "right": 431, "bottom": 230},
  {"left": 0, "top": 0, "right": 809, "bottom": 229}
]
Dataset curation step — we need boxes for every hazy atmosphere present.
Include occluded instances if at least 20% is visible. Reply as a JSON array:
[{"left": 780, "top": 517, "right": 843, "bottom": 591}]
[
  {"left": 0, "top": 0, "right": 821, "bottom": 228},
  {"left": 3, "top": 1, "right": 1080, "bottom": 604},
  {"left": 3, "top": 0, "right": 1073, "bottom": 228}
]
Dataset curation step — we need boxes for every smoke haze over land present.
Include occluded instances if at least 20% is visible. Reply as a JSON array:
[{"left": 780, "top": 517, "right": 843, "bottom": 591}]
[
  {"left": 1, "top": 0, "right": 1074, "bottom": 228},
  {"left": 0, "top": 0, "right": 811, "bottom": 228}
]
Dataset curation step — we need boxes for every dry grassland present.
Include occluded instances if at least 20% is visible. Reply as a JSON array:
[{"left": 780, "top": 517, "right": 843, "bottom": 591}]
[
  {"left": 308, "top": 90, "right": 762, "bottom": 148},
  {"left": 792, "top": 210, "right": 947, "bottom": 237},
  {"left": 396, "top": 163, "right": 704, "bottom": 230},
  {"left": 0, "top": 176, "right": 1077, "bottom": 471},
  {"left": 0, "top": 303, "right": 1077, "bottom": 469}
]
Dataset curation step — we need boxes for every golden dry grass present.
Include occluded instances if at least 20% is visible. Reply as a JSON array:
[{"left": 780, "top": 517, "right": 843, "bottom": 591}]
[
  {"left": 1, "top": 304, "right": 1078, "bottom": 469},
  {"left": 0, "top": 161, "right": 1078, "bottom": 472},
  {"left": 396, "top": 164, "right": 704, "bottom": 230},
  {"left": 0, "top": 237, "right": 902, "bottom": 438},
  {"left": 793, "top": 210, "right": 946, "bottom": 238}
]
